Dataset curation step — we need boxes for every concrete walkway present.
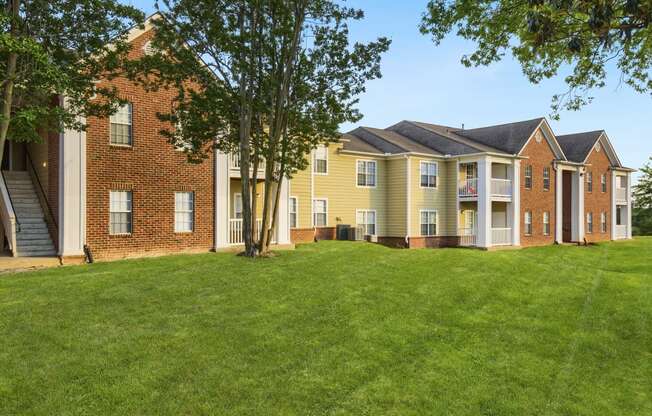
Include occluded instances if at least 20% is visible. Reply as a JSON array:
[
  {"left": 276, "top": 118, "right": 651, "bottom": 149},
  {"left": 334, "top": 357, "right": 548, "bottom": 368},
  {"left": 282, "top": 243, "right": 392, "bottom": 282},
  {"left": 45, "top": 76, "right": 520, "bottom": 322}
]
[{"left": 0, "top": 251, "right": 60, "bottom": 274}]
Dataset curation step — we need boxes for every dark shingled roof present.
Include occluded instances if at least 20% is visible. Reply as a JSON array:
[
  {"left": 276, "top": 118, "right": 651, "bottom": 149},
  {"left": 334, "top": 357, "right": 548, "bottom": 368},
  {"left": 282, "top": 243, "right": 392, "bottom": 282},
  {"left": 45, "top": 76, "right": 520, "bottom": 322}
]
[
  {"left": 409, "top": 121, "right": 506, "bottom": 153},
  {"left": 453, "top": 117, "right": 544, "bottom": 154},
  {"left": 346, "top": 127, "right": 441, "bottom": 155},
  {"left": 340, "top": 133, "right": 384, "bottom": 154},
  {"left": 386, "top": 121, "right": 484, "bottom": 156},
  {"left": 556, "top": 131, "right": 604, "bottom": 163}
]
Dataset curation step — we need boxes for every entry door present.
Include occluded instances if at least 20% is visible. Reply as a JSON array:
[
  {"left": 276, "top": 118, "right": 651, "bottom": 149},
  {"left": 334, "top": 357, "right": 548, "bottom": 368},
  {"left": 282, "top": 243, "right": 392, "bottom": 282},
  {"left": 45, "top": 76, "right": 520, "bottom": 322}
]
[
  {"left": 562, "top": 171, "right": 572, "bottom": 241},
  {"left": 1, "top": 141, "right": 9, "bottom": 171}
]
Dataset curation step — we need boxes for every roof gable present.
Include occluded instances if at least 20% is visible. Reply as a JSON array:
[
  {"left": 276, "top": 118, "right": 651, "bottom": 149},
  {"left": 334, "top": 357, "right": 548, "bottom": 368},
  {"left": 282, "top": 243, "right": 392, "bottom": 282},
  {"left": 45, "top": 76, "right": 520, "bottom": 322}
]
[{"left": 453, "top": 118, "right": 544, "bottom": 154}]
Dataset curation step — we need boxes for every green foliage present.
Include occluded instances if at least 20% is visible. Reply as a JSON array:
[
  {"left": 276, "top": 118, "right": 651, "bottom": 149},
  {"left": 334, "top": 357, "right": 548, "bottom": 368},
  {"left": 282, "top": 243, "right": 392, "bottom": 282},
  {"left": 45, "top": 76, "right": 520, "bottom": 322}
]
[
  {"left": 633, "top": 157, "right": 652, "bottom": 235},
  {"left": 0, "top": 0, "right": 144, "bottom": 144},
  {"left": 420, "top": 0, "right": 652, "bottom": 117}
]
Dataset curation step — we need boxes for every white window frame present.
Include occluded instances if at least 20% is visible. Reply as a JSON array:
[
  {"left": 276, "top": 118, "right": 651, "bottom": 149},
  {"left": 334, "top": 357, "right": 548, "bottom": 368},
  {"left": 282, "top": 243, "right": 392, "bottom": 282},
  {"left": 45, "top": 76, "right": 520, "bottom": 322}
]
[
  {"left": 109, "top": 190, "right": 132, "bottom": 235},
  {"left": 356, "top": 209, "right": 377, "bottom": 236},
  {"left": 174, "top": 191, "right": 194, "bottom": 233},
  {"left": 601, "top": 211, "right": 607, "bottom": 233},
  {"left": 312, "top": 198, "right": 328, "bottom": 227},
  {"left": 420, "top": 161, "right": 438, "bottom": 189},
  {"left": 524, "top": 165, "right": 533, "bottom": 189},
  {"left": 543, "top": 211, "right": 550, "bottom": 236},
  {"left": 109, "top": 102, "right": 133, "bottom": 146},
  {"left": 601, "top": 173, "right": 607, "bottom": 193},
  {"left": 233, "top": 193, "right": 243, "bottom": 219},
  {"left": 289, "top": 196, "right": 298, "bottom": 229},
  {"left": 420, "top": 209, "right": 437, "bottom": 236},
  {"left": 587, "top": 212, "right": 593, "bottom": 233},
  {"left": 543, "top": 167, "right": 550, "bottom": 191},
  {"left": 586, "top": 171, "right": 593, "bottom": 193},
  {"left": 313, "top": 145, "right": 328, "bottom": 175},
  {"left": 524, "top": 211, "right": 532, "bottom": 235},
  {"left": 356, "top": 159, "right": 377, "bottom": 188}
]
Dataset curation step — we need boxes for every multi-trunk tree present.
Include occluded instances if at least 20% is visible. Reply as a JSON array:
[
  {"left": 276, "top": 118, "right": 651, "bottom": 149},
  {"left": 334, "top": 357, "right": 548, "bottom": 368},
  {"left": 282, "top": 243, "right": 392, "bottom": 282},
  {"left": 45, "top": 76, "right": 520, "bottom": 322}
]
[
  {"left": 633, "top": 157, "right": 652, "bottom": 235},
  {"left": 420, "top": 0, "right": 652, "bottom": 117},
  {"left": 0, "top": 0, "right": 144, "bottom": 164},
  {"left": 130, "top": 0, "right": 390, "bottom": 257}
]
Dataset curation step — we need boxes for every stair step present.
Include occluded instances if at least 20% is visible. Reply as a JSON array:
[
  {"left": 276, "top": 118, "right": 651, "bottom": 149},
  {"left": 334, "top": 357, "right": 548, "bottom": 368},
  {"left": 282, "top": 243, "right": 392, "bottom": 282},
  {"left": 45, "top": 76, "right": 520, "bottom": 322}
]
[
  {"left": 17, "top": 250, "right": 57, "bottom": 257},
  {"left": 17, "top": 228, "right": 49, "bottom": 235},
  {"left": 12, "top": 198, "right": 39, "bottom": 204},
  {"left": 17, "top": 233, "right": 52, "bottom": 240},
  {"left": 18, "top": 241, "right": 54, "bottom": 249}
]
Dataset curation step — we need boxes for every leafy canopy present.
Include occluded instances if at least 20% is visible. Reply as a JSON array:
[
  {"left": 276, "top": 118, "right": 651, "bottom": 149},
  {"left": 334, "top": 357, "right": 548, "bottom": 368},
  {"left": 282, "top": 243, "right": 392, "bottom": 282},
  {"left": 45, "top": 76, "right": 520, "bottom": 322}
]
[{"left": 420, "top": 0, "right": 652, "bottom": 117}]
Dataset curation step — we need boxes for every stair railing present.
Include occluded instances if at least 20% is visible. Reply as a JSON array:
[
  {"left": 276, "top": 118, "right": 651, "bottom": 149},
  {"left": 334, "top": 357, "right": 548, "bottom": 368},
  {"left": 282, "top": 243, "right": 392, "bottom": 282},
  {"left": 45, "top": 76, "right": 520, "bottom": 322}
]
[
  {"left": 0, "top": 171, "right": 19, "bottom": 256},
  {"left": 25, "top": 150, "right": 58, "bottom": 234}
]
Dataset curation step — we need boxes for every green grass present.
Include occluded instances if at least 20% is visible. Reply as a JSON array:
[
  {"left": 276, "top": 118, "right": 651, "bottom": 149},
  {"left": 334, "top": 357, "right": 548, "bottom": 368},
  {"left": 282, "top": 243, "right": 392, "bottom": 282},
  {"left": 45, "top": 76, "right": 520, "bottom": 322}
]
[{"left": 1, "top": 239, "right": 652, "bottom": 415}]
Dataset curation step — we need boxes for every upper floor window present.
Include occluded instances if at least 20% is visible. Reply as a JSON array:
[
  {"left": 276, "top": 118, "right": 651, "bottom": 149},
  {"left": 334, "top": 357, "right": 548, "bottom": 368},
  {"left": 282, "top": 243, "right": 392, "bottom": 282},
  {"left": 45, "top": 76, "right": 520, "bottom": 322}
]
[
  {"left": 618, "top": 175, "right": 627, "bottom": 189},
  {"left": 524, "top": 211, "right": 532, "bottom": 235},
  {"left": 174, "top": 192, "right": 194, "bottom": 233},
  {"left": 357, "top": 160, "right": 376, "bottom": 187},
  {"left": 109, "top": 191, "right": 132, "bottom": 235},
  {"left": 524, "top": 165, "right": 532, "bottom": 189},
  {"left": 543, "top": 167, "right": 550, "bottom": 191},
  {"left": 313, "top": 199, "right": 327, "bottom": 227},
  {"left": 289, "top": 197, "right": 298, "bottom": 228},
  {"left": 420, "top": 161, "right": 438, "bottom": 188},
  {"left": 109, "top": 103, "right": 132, "bottom": 146},
  {"left": 543, "top": 211, "right": 550, "bottom": 235},
  {"left": 313, "top": 145, "right": 328, "bottom": 174},
  {"left": 586, "top": 171, "right": 593, "bottom": 192},
  {"left": 356, "top": 209, "right": 376, "bottom": 236},
  {"left": 587, "top": 212, "right": 593, "bottom": 233},
  {"left": 601, "top": 174, "right": 607, "bottom": 193},
  {"left": 420, "top": 210, "right": 437, "bottom": 236}
]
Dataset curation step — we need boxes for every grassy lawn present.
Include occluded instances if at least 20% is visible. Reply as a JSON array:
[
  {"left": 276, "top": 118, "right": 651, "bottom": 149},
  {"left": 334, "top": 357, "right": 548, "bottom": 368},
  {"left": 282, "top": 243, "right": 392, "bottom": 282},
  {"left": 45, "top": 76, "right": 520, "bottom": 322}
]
[{"left": 1, "top": 239, "right": 651, "bottom": 415}]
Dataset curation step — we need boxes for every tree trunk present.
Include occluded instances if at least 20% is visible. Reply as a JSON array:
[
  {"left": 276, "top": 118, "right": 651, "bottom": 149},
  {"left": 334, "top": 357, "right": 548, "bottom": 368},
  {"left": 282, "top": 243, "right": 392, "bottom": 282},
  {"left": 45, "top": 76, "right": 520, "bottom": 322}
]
[{"left": 0, "top": 0, "right": 20, "bottom": 165}]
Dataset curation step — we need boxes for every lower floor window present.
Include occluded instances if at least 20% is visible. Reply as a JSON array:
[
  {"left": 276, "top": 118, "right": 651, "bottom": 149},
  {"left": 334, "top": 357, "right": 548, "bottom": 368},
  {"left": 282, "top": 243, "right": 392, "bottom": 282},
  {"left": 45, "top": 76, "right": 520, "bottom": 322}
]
[
  {"left": 601, "top": 212, "right": 607, "bottom": 233},
  {"left": 356, "top": 209, "right": 376, "bottom": 236},
  {"left": 587, "top": 212, "right": 593, "bottom": 233},
  {"left": 420, "top": 210, "right": 437, "bottom": 236},
  {"left": 543, "top": 211, "right": 550, "bottom": 236},
  {"left": 175, "top": 192, "right": 194, "bottom": 233},
  {"left": 524, "top": 211, "right": 532, "bottom": 235},
  {"left": 313, "top": 199, "right": 327, "bottom": 227},
  {"left": 289, "top": 197, "right": 298, "bottom": 228},
  {"left": 110, "top": 191, "right": 132, "bottom": 234}
]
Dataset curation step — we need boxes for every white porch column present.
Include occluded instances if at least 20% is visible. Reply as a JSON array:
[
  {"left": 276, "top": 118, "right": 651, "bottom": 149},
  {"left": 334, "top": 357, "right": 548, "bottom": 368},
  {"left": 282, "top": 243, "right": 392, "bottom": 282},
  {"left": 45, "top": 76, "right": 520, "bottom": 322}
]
[
  {"left": 511, "top": 160, "right": 520, "bottom": 246},
  {"left": 626, "top": 173, "right": 632, "bottom": 239},
  {"left": 214, "top": 151, "right": 230, "bottom": 249},
  {"left": 477, "top": 157, "right": 492, "bottom": 248},
  {"left": 58, "top": 107, "right": 86, "bottom": 257},
  {"left": 611, "top": 172, "right": 617, "bottom": 240},
  {"left": 555, "top": 166, "right": 563, "bottom": 243},
  {"left": 571, "top": 169, "right": 585, "bottom": 242},
  {"left": 276, "top": 177, "right": 291, "bottom": 244}
]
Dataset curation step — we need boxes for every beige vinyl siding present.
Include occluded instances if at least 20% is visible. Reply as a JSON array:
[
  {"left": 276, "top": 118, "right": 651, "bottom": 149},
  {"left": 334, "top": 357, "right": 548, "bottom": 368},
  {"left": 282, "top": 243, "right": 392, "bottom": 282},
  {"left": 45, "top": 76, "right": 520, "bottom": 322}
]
[
  {"left": 313, "top": 144, "right": 387, "bottom": 232},
  {"left": 229, "top": 179, "right": 265, "bottom": 219},
  {"left": 409, "top": 158, "right": 456, "bottom": 236},
  {"left": 385, "top": 157, "right": 407, "bottom": 236},
  {"left": 289, "top": 164, "right": 312, "bottom": 228}
]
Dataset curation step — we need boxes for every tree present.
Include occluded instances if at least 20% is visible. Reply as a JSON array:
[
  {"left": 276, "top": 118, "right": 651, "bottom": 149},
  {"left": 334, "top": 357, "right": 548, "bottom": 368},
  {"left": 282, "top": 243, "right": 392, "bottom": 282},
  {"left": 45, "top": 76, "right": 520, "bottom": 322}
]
[
  {"left": 633, "top": 157, "right": 652, "bottom": 235},
  {"left": 420, "top": 1, "right": 652, "bottom": 117},
  {"left": 129, "top": 0, "right": 390, "bottom": 257},
  {"left": 0, "top": 0, "right": 144, "bottom": 164}
]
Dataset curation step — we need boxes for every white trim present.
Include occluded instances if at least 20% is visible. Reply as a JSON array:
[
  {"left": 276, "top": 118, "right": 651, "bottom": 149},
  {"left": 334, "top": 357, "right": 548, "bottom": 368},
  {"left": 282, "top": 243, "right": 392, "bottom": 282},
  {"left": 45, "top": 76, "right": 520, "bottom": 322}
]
[
  {"left": 312, "top": 198, "right": 328, "bottom": 227},
  {"left": 555, "top": 166, "right": 563, "bottom": 243},
  {"left": 214, "top": 151, "right": 230, "bottom": 249},
  {"left": 356, "top": 209, "right": 377, "bottom": 236},
  {"left": 233, "top": 192, "right": 243, "bottom": 219},
  {"left": 418, "top": 209, "right": 438, "bottom": 236},
  {"left": 626, "top": 172, "right": 632, "bottom": 238},
  {"left": 276, "top": 177, "right": 291, "bottom": 244},
  {"left": 518, "top": 119, "right": 567, "bottom": 160},
  {"left": 419, "top": 160, "right": 439, "bottom": 189},
  {"left": 524, "top": 210, "right": 532, "bottom": 236},
  {"left": 109, "top": 190, "right": 133, "bottom": 235},
  {"left": 583, "top": 132, "right": 622, "bottom": 167},
  {"left": 477, "top": 157, "right": 492, "bottom": 247},
  {"left": 511, "top": 160, "right": 521, "bottom": 245},
  {"left": 289, "top": 195, "right": 298, "bottom": 229},
  {"left": 543, "top": 211, "right": 550, "bottom": 236},
  {"left": 174, "top": 191, "right": 194, "bottom": 233},
  {"left": 406, "top": 157, "right": 411, "bottom": 240},
  {"left": 355, "top": 159, "right": 377, "bottom": 188}
]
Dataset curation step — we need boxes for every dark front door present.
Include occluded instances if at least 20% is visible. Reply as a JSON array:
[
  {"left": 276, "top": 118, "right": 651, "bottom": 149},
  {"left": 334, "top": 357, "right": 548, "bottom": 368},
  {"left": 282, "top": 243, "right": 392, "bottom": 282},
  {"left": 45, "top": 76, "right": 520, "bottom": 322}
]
[
  {"left": 562, "top": 171, "right": 572, "bottom": 242},
  {"left": 1, "top": 141, "right": 8, "bottom": 171}
]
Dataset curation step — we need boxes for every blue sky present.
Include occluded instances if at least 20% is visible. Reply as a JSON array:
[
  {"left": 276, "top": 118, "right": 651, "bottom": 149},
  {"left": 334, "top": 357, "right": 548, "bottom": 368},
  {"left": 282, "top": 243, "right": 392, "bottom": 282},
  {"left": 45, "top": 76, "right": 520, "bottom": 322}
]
[{"left": 129, "top": 0, "right": 651, "bottom": 182}]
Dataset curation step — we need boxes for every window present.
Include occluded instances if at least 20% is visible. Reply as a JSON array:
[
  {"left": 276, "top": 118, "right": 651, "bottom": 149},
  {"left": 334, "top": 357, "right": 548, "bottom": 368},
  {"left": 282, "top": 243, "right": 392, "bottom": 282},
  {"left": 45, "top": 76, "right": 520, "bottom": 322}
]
[
  {"left": 420, "top": 210, "right": 437, "bottom": 236},
  {"left": 357, "top": 160, "right": 376, "bottom": 187},
  {"left": 420, "top": 161, "right": 438, "bottom": 188},
  {"left": 109, "top": 103, "right": 132, "bottom": 145},
  {"left": 524, "top": 165, "right": 532, "bottom": 189},
  {"left": 524, "top": 211, "right": 532, "bottom": 235},
  {"left": 109, "top": 191, "right": 132, "bottom": 234},
  {"left": 618, "top": 175, "right": 627, "bottom": 189},
  {"left": 586, "top": 171, "right": 593, "bottom": 192},
  {"left": 174, "top": 192, "right": 194, "bottom": 233},
  {"left": 289, "top": 197, "right": 298, "bottom": 228},
  {"left": 543, "top": 167, "right": 550, "bottom": 191},
  {"left": 356, "top": 210, "right": 376, "bottom": 236},
  {"left": 313, "top": 145, "right": 327, "bottom": 174},
  {"left": 233, "top": 193, "right": 243, "bottom": 219},
  {"left": 313, "top": 199, "right": 327, "bottom": 227},
  {"left": 601, "top": 212, "right": 607, "bottom": 233},
  {"left": 587, "top": 212, "right": 593, "bottom": 233},
  {"left": 601, "top": 174, "right": 607, "bottom": 193},
  {"left": 543, "top": 211, "right": 550, "bottom": 236},
  {"left": 616, "top": 206, "right": 623, "bottom": 225}
]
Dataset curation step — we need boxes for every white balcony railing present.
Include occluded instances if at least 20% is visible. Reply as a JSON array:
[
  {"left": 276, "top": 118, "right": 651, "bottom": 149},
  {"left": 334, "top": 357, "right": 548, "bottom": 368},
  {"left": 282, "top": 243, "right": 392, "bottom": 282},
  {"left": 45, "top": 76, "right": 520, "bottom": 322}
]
[
  {"left": 615, "top": 224, "right": 627, "bottom": 239},
  {"left": 229, "top": 218, "right": 263, "bottom": 245},
  {"left": 491, "top": 178, "right": 512, "bottom": 197},
  {"left": 459, "top": 178, "right": 478, "bottom": 197},
  {"left": 491, "top": 227, "right": 512, "bottom": 246},
  {"left": 230, "top": 151, "right": 265, "bottom": 171},
  {"left": 615, "top": 187, "right": 627, "bottom": 202},
  {"left": 458, "top": 228, "right": 477, "bottom": 247}
]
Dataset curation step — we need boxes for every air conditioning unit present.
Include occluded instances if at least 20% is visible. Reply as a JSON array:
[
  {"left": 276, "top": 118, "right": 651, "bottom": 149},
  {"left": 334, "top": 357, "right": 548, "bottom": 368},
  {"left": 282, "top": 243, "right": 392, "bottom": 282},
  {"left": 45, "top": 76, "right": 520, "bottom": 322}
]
[
  {"left": 348, "top": 225, "right": 365, "bottom": 241},
  {"left": 367, "top": 234, "right": 378, "bottom": 243},
  {"left": 336, "top": 224, "right": 350, "bottom": 240}
]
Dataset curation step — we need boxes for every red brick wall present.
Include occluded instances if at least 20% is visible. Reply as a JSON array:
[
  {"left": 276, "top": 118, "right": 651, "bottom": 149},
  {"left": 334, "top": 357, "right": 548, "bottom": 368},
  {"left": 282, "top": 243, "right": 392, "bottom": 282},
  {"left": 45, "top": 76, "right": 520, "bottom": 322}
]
[
  {"left": 85, "top": 29, "right": 214, "bottom": 259},
  {"left": 584, "top": 145, "right": 612, "bottom": 243},
  {"left": 314, "top": 227, "right": 336, "bottom": 241},
  {"left": 408, "top": 236, "right": 458, "bottom": 249},
  {"left": 290, "top": 228, "right": 315, "bottom": 244},
  {"left": 520, "top": 130, "right": 556, "bottom": 247}
]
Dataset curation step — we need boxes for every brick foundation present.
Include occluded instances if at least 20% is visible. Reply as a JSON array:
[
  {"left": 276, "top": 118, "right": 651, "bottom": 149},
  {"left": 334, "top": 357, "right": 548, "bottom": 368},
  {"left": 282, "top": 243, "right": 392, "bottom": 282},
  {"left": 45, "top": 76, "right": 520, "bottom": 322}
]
[
  {"left": 291, "top": 228, "right": 315, "bottom": 244},
  {"left": 314, "top": 227, "right": 336, "bottom": 241},
  {"left": 408, "top": 236, "right": 459, "bottom": 249}
]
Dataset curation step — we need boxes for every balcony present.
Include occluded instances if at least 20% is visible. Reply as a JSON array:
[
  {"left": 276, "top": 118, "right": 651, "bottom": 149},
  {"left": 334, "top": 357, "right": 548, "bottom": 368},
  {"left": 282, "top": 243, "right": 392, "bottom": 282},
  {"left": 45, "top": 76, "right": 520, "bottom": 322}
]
[
  {"left": 615, "top": 224, "right": 627, "bottom": 239},
  {"left": 229, "top": 218, "right": 263, "bottom": 245},
  {"left": 615, "top": 187, "right": 627, "bottom": 203},
  {"left": 229, "top": 152, "right": 266, "bottom": 172},
  {"left": 491, "top": 227, "right": 512, "bottom": 246},
  {"left": 491, "top": 178, "right": 512, "bottom": 198},
  {"left": 458, "top": 228, "right": 477, "bottom": 247},
  {"left": 458, "top": 178, "right": 478, "bottom": 198}
]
